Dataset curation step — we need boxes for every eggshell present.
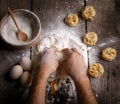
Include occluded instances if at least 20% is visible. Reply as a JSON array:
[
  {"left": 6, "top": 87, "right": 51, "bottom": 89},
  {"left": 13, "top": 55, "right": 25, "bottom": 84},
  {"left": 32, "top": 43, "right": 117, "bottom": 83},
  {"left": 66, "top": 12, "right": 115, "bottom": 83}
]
[
  {"left": 20, "top": 71, "right": 32, "bottom": 87},
  {"left": 10, "top": 65, "right": 23, "bottom": 80},
  {"left": 19, "top": 56, "right": 32, "bottom": 71}
]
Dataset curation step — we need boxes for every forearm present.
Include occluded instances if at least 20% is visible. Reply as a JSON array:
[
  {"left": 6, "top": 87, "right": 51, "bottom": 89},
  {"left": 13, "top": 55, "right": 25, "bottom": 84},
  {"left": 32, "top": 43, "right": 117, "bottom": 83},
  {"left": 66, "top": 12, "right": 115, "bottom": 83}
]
[
  {"left": 27, "top": 68, "right": 48, "bottom": 104},
  {"left": 74, "top": 77, "right": 98, "bottom": 104}
]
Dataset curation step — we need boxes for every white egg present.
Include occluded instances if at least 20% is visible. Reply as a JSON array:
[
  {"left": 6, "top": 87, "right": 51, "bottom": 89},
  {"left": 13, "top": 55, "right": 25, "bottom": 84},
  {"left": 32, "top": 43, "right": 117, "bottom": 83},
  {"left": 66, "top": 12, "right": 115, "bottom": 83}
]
[
  {"left": 20, "top": 71, "right": 32, "bottom": 87},
  {"left": 10, "top": 65, "right": 23, "bottom": 80},
  {"left": 19, "top": 56, "right": 32, "bottom": 71}
]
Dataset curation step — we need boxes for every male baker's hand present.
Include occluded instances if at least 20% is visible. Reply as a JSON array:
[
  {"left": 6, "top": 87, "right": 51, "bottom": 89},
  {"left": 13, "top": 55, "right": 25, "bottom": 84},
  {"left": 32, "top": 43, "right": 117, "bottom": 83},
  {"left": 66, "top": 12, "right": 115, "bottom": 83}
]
[
  {"left": 62, "top": 48, "right": 87, "bottom": 81},
  {"left": 38, "top": 47, "right": 59, "bottom": 78}
]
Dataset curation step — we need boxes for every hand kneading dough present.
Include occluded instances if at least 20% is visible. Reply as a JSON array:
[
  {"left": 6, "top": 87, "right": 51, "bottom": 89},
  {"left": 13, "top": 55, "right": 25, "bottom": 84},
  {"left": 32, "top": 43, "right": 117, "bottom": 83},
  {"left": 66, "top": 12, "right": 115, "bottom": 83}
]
[
  {"left": 102, "top": 47, "right": 117, "bottom": 61},
  {"left": 82, "top": 5, "right": 96, "bottom": 20},
  {"left": 20, "top": 71, "right": 32, "bottom": 87},
  {"left": 37, "top": 34, "right": 88, "bottom": 66},
  {"left": 10, "top": 65, "right": 23, "bottom": 80},
  {"left": 19, "top": 56, "right": 32, "bottom": 71},
  {"left": 89, "top": 63, "right": 104, "bottom": 78},
  {"left": 65, "top": 13, "right": 79, "bottom": 26},
  {"left": 83, "top": 32, "right": 98, "bottom": 46}
]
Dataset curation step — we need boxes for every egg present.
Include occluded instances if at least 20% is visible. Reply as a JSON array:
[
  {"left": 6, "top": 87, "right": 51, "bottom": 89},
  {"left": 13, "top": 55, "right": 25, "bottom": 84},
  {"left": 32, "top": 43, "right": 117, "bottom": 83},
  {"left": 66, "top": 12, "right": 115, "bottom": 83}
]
[
  {"left": 19, "top": 56, "right": 32, "bottom": 71},
  {"left": 20, "top": 71, "right": 32, "bottom": 87},
  {"left": 10, "top": 65, "right": 23, "bottom": 80}
]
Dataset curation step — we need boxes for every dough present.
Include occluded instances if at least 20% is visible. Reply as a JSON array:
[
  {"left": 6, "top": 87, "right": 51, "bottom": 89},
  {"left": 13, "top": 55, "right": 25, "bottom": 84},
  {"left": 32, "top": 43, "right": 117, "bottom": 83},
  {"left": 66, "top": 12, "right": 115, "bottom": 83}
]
[
  {"left": 83, "top": 32, "right": 98, "bottom": 46},
  {"left": 19, "top": 56, "right": 32, "bottom": 71},
  {"left": 82, "top": 5, "right": 96, "bottom": 20},
  {"left": 20, "top": 71, "right": 32, "bottom": 87},
  {"left": 65, "top": 13, "right": 79, "bottom": 26},
  {"left": 55, "top": 51, "right": 66, "bottom": 62},
  {"left": 102, "top": 47, "right": 117, "bottom": 61},
  {"left": 10, "top": 65, "right": 23, "bottom": 80},
  {"left": 89, "top": 63, "right": 104, "bottom": 78}
]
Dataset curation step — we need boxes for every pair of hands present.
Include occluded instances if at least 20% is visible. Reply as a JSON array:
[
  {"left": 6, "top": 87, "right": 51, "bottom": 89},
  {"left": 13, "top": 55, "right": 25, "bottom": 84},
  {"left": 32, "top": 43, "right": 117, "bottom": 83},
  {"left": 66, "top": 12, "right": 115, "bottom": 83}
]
[{"left": 39, "top": 47, "right": 87, "bottom": 81}]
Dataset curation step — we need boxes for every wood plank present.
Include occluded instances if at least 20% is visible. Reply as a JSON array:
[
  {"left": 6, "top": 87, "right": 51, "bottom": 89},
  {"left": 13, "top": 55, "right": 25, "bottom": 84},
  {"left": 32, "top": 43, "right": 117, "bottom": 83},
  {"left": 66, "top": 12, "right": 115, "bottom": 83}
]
[
  {"left": 86, "top": 0, "right": 120, "bottom": 104},
  {"left": 0, "top": 0, "right": 31, "bottom": 104}
]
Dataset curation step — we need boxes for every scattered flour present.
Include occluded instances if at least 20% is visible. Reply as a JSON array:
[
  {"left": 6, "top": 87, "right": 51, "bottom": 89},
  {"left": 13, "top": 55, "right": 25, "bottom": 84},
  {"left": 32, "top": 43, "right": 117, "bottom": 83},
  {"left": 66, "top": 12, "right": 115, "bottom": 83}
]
[
  {"left": 1, "top": 15, "right": 32, "bottom": 45},
  {"left": 37, "top": 34, "right": 88, "bottom": 66}
]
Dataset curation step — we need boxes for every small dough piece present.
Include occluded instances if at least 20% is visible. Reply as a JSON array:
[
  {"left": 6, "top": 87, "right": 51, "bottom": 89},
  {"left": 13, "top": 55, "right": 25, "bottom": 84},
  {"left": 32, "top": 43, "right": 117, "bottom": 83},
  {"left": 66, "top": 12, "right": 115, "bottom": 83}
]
[
  {"left": 19, "top": 56, "right": 32, "bottom": 71},
  {"left": 65, "top": 13, "right": 79, "bottom": 26},
  {"left": 55, "top": 51, "right": 65, "bottom": 62},
  {"left": 102, "top": 47, "right": 117, "bottom": 61},
  {"left": 83, "top": 32, "right": 98, "bottom": 46},
  {"left": 20, "top": 71, "right": 32, "bottom": 87},
  {"left": 89, "top": 63, "right": 104, "bottom": 78},
  {"left": 10, "top": 65, "right": 23, "bottom": 80},
  {"left": 82, "top": 5, "right": 96, "bottom": 20}
]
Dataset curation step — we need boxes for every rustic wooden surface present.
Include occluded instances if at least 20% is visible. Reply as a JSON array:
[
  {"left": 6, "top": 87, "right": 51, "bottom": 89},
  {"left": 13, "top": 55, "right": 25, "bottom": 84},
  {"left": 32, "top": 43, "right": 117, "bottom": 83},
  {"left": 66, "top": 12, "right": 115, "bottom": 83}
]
[
  {"left": 0, "top": 0, "right": 31, "bottom": 104},
  {"left": 87, "top": 0, "right": 120, "bottom": 104},
  {"left": 32, "top": 0, "right": 85, "bottom": 37},
  {"left": 0, "top": 0, "right": 120, "bottom": 104}
]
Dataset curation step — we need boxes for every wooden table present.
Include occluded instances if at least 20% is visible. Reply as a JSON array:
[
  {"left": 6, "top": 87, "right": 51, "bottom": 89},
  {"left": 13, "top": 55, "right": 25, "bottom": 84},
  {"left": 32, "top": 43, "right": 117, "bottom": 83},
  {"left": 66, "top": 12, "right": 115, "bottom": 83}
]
[{"left": 0, "top": 0, "right": 120, "bottom": 104}]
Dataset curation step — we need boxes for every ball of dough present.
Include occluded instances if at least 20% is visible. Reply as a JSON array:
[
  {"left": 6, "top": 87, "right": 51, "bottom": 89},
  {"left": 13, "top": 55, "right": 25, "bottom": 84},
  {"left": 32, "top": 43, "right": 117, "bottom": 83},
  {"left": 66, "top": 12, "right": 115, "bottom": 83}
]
[
  {"left": 55, "top": 51, "right": 65, "bottom": 62},
  {"left": 102, "top": 47, "right": 117, "bottom": 61},
  {"left": 19, "top": 56, "right": 32, "bottom": 71},
  {"left": 65, "top": 13, "right": 79, "bottom": 26},
  {"left": 83, "top": 32, "right": 98, "bottom": 46},
  {"left": 20, "top": 71, "right": 32, "bottom": 87},
  {"left": 89, "top": 63, "right": 104, "bottom": 78},
  {"left": 10, "top": 65, "right": 23, "bottom": 80},
  {"left": 82, "top": 5, "right": 96, "bottom": 20}
]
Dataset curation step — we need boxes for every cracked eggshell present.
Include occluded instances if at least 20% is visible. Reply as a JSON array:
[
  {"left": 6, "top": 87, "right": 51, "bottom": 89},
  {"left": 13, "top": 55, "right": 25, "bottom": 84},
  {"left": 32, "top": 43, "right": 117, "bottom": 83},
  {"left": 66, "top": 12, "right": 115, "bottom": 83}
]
[
  {"left": 19, "top": 56, "right": 32, "bottom": 71},
  {"left": 10, "top": 65, "right": 23, "bottom": 80},
  {"left": 20, "top": 71, "right": 32, "bottom": 87}
]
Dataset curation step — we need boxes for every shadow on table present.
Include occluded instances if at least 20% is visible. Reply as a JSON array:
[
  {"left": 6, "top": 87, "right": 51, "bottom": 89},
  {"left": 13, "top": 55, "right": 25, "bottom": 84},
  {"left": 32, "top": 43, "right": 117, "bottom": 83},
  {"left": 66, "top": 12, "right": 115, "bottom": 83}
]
[{"left": 115, "top": 0, "right": 120, "bottom": 15}]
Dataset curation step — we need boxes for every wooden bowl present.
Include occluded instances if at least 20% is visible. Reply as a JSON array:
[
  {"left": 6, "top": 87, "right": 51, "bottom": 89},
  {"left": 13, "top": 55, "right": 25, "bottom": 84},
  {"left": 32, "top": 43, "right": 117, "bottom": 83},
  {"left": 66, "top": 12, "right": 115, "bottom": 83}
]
[{"left": 0, "top": 9, "right": 41, "bottom": 49}]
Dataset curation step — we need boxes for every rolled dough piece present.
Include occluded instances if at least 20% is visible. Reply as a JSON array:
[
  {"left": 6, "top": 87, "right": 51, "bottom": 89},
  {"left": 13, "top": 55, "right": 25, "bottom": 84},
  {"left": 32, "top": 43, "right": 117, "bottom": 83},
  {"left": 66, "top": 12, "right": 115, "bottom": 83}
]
[
  {"left": 82, "top": 5, "right": 96, "bottom": 20},
  {"left": 102, "top": 47, "right": 117, "bottom": 61},
  {"left": 65, "top": 13, "right": 79, "bottom": 26},
  {"left": 83, "top": 32, "right": 98, "bottom": 46},
  {"left": 89, "top": 63, "right": 104, "bottom": 78}
]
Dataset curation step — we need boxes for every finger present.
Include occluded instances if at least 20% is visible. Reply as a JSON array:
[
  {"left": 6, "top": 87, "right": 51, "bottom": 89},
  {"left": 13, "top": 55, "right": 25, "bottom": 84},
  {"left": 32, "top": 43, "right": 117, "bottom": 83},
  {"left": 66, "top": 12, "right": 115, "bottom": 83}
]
[
  {"left": 43, "top": 47, "right": 49, "bottom": 52},
  {"left": 71, "top": 48, "right": 78, "bottom": 52},
  {"left": 45, "top": 47, "right": 59, "bottom": 55},
  {"left": 71, "top": 48, "right": 80, "bottom": 54},
  {"left": 51, "top": 46, "right": 59, "bottom": 53},
  {"left": 71, "top": 48, "right": 84, "bottom": 57},
  {"left": 62, "top": 48, "right": 72, "bottom": 55}
]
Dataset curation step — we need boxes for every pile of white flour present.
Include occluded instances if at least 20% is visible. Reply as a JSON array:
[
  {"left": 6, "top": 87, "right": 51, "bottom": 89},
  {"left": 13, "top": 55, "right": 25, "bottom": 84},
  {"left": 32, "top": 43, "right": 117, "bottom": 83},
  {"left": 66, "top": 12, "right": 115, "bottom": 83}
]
[
  {"left": 37, "top": 34, "right": 88, "bottom": 66},
  {"left": 2, "top": 15, "right": 32, "bottom": 45}
]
